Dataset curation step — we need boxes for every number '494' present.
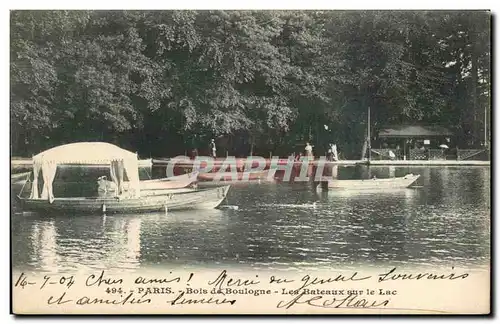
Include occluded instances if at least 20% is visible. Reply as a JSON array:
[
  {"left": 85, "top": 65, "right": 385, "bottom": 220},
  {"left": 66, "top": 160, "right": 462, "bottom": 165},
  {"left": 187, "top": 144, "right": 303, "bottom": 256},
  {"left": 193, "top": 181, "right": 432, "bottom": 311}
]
[{"left": 105, "top": 287, "right": 123, "bottom": 294}]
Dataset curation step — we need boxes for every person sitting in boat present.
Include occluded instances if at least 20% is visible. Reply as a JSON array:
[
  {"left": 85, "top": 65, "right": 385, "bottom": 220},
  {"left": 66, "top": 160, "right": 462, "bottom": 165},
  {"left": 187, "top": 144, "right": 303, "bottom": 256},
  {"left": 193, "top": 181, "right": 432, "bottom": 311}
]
[
  {"left": 97, "top": 176, "right": 115, "bottom": 197},
  {"left": 97, "top": 176, "right": 127, "bottom": 197}
]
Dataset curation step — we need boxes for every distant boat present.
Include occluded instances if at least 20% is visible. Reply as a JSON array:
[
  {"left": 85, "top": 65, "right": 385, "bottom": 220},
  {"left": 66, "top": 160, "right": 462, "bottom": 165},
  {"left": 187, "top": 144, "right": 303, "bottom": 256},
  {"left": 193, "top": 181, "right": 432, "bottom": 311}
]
[
  {"left": 11, "top": 171, "right": 31, "bottom": 184},
  {"left": 197, "top": 170, "right": 270, "bottom": 182},
  {"left": 319, "top": 174, "right": 421, "bottom": 190},
  {"left": 197, "top": 179, "right": 268, "bottom": 187},
  {"left": 11, "top": 171, "right": 32, "bottom": 194}
]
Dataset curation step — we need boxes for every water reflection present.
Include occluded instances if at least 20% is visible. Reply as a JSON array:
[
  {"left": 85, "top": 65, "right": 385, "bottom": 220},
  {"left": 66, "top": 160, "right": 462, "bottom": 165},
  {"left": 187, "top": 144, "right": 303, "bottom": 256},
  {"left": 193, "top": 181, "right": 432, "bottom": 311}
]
[
  {"left": 30, "top": 221, "right": 60, "bottom": 272},
  {"left": 13, "top": 209, "right": 230, "bottom": 273},
  {"left": 12, "top": 166, "right": 490, "bottom": 271},
  {"left": 316, "top": 188, "right": 422, "bottom": 265}
]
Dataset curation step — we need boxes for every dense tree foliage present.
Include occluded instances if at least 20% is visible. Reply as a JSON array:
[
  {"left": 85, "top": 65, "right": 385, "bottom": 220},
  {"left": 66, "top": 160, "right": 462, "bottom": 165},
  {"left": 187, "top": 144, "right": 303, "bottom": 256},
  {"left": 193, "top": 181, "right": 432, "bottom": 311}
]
[{"left": 10, "top": 10, "right": 491, "bottom": 158}]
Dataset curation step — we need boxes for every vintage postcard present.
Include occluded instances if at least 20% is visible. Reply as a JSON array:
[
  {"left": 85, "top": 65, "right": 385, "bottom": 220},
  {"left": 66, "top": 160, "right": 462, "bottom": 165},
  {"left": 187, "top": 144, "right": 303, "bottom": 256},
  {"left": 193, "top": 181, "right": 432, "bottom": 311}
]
[{"left": 10, "top": 9, "right": 491, "bottom": 315}]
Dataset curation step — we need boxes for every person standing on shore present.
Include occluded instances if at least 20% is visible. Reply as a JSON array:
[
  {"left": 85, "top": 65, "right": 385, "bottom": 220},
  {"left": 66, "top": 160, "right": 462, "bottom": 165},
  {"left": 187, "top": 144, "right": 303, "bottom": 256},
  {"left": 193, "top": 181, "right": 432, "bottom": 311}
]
[
  {"left": 327, "top": 143, "right": 338, "bottom": 161},
  {"left": 190, "top": 147, "right": 199, "bottom": 160},
  {"left": 210, "top": 139, "right": 217, "bottom": 158},
  {"left": 305, "top": 142, "right": 314, "bottom": 158}
]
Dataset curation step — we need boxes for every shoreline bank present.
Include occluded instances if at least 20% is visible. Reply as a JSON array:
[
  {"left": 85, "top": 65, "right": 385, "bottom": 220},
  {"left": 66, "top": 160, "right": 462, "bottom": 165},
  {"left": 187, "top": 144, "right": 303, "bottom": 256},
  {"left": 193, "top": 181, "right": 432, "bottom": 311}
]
[
  {"left": 151, "top": 158, "right": 490, "bottom": 167},
  {"left": 11, "top": 157, "right": 490, "bottom": 172}
]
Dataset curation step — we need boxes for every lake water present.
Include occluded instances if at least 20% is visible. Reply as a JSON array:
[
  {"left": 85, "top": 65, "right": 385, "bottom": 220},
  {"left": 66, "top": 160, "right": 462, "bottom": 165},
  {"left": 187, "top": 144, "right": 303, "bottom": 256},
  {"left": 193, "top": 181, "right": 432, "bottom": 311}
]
[{"left": 11, "top": 166, "right": 490, "bottom": 273}]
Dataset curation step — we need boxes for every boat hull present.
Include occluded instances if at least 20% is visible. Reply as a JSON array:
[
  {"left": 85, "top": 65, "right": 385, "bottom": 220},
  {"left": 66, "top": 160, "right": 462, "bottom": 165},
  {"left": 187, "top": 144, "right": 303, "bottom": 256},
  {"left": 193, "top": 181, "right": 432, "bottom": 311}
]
[
  {"left": 16, "top": 185, "right": 230, "bottom": 215},
  {"left": 140, "top": 172, "right": 197, "bottom": 190},
  {"left": 197, "top": 179, "right": 274, "bottom": 187},
  {"left": 325, "top": 174, "right": 420, "bottom": 190}
]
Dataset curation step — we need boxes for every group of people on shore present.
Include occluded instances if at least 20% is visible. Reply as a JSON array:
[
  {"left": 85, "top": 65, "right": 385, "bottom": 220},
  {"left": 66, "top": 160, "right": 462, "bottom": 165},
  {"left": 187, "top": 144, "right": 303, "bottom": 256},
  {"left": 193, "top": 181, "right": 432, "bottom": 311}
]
[
  {"left": 291, "top": 142, "right": 338, "bottom": 161},
  {"left": 189, "top": 139, "right": 339, "bottom": 160}
]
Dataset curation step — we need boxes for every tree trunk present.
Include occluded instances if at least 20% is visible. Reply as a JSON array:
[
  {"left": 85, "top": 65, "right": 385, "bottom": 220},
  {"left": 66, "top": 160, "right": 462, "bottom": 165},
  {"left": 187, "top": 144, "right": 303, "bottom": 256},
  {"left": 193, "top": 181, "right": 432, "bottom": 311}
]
[
  {"left": 471, "top": 40, "right": 479, "bottom": 146},
  {"left": 250, "top": 135, "right": 254, "bottom": 156},
  {"left": 10, "top": 124, "right": 19, "bottom": 156}
]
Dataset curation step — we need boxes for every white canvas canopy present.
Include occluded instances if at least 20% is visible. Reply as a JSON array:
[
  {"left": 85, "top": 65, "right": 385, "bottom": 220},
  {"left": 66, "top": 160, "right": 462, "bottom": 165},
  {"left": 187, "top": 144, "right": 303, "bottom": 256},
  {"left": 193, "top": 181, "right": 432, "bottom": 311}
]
[{"left": 30, "top": 142, "right": 141, "bottom": 202}]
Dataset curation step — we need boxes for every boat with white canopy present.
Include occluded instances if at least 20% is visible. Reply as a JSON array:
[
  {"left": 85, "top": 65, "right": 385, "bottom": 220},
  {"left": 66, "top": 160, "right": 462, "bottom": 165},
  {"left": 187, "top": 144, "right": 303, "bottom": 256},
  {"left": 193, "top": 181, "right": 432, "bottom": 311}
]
[{"left": 15, "top": 142, "right": 229, "bottom": 214}]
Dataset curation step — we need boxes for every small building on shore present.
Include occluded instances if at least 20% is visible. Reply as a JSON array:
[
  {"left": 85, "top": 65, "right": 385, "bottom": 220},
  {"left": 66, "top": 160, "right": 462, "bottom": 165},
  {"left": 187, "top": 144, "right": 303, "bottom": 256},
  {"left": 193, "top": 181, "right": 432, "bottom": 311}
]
[{"left": 373, "top": 125, "right": 454, "bottom": 160}]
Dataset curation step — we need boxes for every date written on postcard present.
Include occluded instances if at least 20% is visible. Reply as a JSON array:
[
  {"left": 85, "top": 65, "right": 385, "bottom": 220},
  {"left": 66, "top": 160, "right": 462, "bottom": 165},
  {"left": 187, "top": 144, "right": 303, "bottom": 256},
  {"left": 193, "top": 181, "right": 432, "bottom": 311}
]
[{"left": 13, "top": 267, "right": 486, "bottom": 314}]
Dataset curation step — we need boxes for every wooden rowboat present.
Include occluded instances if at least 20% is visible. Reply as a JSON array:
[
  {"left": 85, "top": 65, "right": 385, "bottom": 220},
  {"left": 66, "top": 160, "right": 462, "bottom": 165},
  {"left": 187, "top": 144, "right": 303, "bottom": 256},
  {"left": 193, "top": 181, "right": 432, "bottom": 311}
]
[
  {"left": 320, "top": 173, "right": 421, "bottom": 190},
  {"left": 16, "top": 185, "right": 230, "bottom": 215},
  {"left": 197, "top": 179, "right": 272, "bottom": 187},
  {"left": 197, "top": 170, "right": 269, "bottom": 182},
  {"left": 15, "top": 171, "right": 199, "bottom": 194},
  {"left": 138, "top": 171, "right": 198, "bottom": 190}
]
